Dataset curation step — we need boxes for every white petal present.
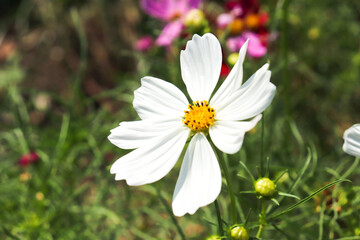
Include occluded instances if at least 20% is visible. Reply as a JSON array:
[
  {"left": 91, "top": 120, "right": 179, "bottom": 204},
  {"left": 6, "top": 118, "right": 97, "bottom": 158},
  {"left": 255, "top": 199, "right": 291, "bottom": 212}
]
[
  {"left": 209, "top": 115, "right": 262, "bottom": 154},
  {"left": 133, "top": 76, "right": 189, "bottom": 120},
  {"left": 211, "top": 40, "right": 248, "bottom": 110},
  {"left": 172, "top": 132, "right": 222, "bottom": 216},
  {"left": 110, "top": 125, "right": 190, "bottom": 186},
  {"left": 108, "top": 118, "right": 182, "bottom": 149},
  {"left": 215, "top": 64, "right": 276, "bottom": 121},
  {"left": 180, "top": 33, "right": 222, "bottom": 101},
  {"left": 343, "top": 124, "right": 360, "bottom": 158}
]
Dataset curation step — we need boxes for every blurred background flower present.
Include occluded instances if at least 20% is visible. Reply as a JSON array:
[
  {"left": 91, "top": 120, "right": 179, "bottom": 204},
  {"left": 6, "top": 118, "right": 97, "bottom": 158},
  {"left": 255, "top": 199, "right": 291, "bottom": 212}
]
[{"left": 140, "top": 0, "right": 203, "bottom": 46}]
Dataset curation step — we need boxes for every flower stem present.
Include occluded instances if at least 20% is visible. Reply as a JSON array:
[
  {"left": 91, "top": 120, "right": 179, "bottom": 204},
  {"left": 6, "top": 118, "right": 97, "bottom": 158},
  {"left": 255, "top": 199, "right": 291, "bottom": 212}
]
[
  {"left": 281, "top": 0, "right": 292, "bottom": 152},
  {"left": 155, "top": 186, "right": 186, "bottom": 240},
  {"left": 256, "top": 200, "right": 267, "bottom": 239},
  {"left": 260, "top": 113, "right": 265, "bottom": 176},
  {"left": 214, "top": 200, "right": 224, "bottom": 236},
  {"left": 219, "top": 153, "right": 237, "bottom": 224}
]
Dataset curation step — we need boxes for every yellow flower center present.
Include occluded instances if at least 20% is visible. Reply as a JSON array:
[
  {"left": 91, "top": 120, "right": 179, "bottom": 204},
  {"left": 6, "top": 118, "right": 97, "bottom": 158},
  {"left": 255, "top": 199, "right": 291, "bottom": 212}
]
[{"left": 183, "top": 100, "right": 215, "bottom": 132}]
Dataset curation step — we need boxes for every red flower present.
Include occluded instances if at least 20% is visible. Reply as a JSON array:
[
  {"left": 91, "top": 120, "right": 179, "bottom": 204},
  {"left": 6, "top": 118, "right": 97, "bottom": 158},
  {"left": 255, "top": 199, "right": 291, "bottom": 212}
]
[
  {"left": 18, "top": 151, "right": 40, "bottom": 167},
  {"left": 226, "top": 0, "right": 260, "bottom": 16},
  {"left": 258, "top": 12, "right": 269, "bottom": 27},
  {"left": 220, "top": 63, "right": 231, "bottom": 77}
]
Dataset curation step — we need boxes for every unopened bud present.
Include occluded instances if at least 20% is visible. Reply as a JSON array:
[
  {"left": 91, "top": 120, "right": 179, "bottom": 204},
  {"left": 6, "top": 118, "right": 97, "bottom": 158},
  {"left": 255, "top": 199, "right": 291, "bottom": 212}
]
[
  {"left": 229, "top": 225, "right": 250, "bottom": 240},
  {"left": 35, "top": 192, "right": 44, "bottom": 201},
  {"left": 255, "top": 177, "right": 277, "bottom": 197},
  {"left": 307, "top": 27, "right": 320, "bottom": 40},
  {"left": 206, "top": 235, "right": 221, "bottom": 240},
  {"left": 185, "top": 9, "right": 206, "bottom": 29}
]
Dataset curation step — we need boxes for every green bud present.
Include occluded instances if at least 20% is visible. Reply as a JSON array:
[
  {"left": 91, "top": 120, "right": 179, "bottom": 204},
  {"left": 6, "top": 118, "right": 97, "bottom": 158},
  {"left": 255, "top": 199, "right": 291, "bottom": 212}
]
[
  {"left": 206, "top": 235, "right": 221, "bottom": 240},
  {"left": 229, "top": 225, "right": 249, "bottom": 240},
  {"left": 227, "top": 53, "right": 239, "bottom": 67},
  {"left": 355, "top": 227, "right": 360, "bottom": 236},
  {"left": 255, "top": 177, "right": 277, "bottom": 197},
  {"left": 184, "top": 9, "right": 206, "bottom": 29}
]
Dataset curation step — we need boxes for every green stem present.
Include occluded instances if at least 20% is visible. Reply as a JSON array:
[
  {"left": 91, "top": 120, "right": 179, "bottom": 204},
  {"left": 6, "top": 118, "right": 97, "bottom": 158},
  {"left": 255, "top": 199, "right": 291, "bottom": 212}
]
[
  {"left": 214, "top": 200, "right": 224, "bottom": 236},
  {"left": 281, "top": 0, "right": 292, "bottom": 153},
  {"left": 70, "top": 8, "right": 87, "bottom": 114},
  {"left": 256, "top": 200, "right": 267, "bottom": 239},
  {"left": 155, "top": 187, "right": 186, "bottom": 240},
  {"left": 341, "top": 157, "right": 359, "bottom": 179},
  {"left": 260, "top": 113, "right": 265, "bottom": 177},
  {"left": 219, "top": 153, "right": 237, "bottom": 224}
]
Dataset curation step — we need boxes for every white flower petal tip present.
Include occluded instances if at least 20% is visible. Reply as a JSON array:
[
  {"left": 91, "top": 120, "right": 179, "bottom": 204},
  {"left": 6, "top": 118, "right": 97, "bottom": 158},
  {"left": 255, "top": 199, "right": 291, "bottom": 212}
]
[
  {"left": 343, "top": 124, "right": 360, "bottom": 158},
  {"left": 133, "top": 76, "right": 189, "bottom": 120},
  {"left": 180, "top": 33, "right": 222, "bottom": 101},
  {"left": 240, "top": 39, "right": 249, "bottom": 55},
  {"left": 172, "top": 133, "right": 222, "bottom": 217},
  {"left": 214, "top": 63, "right": 275, "bottom": 121},
  {"left": 210, "top": 114, "right": 262, "bottom": 154}
]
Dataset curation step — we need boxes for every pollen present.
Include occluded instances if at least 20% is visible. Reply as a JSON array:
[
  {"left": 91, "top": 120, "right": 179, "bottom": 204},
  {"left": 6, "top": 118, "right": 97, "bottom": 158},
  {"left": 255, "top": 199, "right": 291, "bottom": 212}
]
[{"left": 183, "top": 100, "right": 215, "bottom": 132}]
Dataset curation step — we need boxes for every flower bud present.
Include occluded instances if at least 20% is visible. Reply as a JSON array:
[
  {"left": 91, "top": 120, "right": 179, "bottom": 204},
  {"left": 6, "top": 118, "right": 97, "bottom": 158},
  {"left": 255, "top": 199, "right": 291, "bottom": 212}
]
[
  {"left": 184, "top": 9, "right": 206, "bottom": 30},
  {"left": 227, "top": 52, "right": 239, "bottom": 67},
  {"left": 206, "top": 235, "right": 221, "bottom": 240},
  {"left": 229, "top": 225, "right": 250, "bottom": 240},
  {"left": 307, "top": 27, "right": 320, "bottom": 40},
  {"left": 255, "top": 177, "right": 277, "bottom": 197},
  {"left": 35, "top": 192, "right": 44, "bottom": 201}
]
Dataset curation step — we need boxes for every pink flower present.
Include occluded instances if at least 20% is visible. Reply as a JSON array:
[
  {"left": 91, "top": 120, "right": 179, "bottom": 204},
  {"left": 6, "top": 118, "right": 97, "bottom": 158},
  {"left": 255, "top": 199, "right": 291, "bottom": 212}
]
[
  {"left": 141, "top": 0, "right": 202, "bottom": 46},
  {"left": 18, "top": 151, "right": 40, "bottom": 167},
  {"left": 227, "top": 32, "right": 266, "bottom": 58},
  {"left": 216, "top": 5, "right": 243, "bottom": 29},
  {"left": 216, "top": 13, "right": 234, "bottom": 29},
  {"left": 135, "top": 36, "right": 154, "bottom": 51}
]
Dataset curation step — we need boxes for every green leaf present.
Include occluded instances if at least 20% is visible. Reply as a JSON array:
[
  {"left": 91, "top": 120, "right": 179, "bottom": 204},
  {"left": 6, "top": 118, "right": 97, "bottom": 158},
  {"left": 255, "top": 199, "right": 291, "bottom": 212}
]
[
  {"left": 334, "top": 237, "right": 360, "bottom": 240},
  {"left": 266, "top": 148, "right": 312, "bottom": 215},
  {"left": 290, "top": 120, "right": 305, "bottom": 150},
  {"left": 287, "top": 147, "right": 312, "bottom": 194},
  {"left": 239, "top": 161, "right": 255, "bottom": 183},
  {"left": 269, "top": 179, "right": 351, "bottom": 220},
  {"left": 341, "top": 157, "right": 359, "bottom": 179},
  {"left": 239, "top": 191, "right": 256, "bottom": 194},
  {"left": 271, "top": 198, "right": 280, "bottom": 206},
  {"left": 278, "top": 192, "right": 300, "bottom": 200},
  {"left": 318, "top": 201, "right": 326, "bottom": 240},
  {"left": 274, "top": 169, "right": 289, "bottom": 184},
  {"left": 325, "top": 167, "right": 341, "bottom": 178}
]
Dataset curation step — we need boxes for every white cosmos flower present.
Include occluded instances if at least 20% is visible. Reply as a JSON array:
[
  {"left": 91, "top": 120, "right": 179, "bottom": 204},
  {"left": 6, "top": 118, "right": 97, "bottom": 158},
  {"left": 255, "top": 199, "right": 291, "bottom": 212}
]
[
  {"left": 343, "top": 124, "right": 360, "bottom": 158},
  {"left": 108, "top": 33, "right": 276, "bottom": 217}
]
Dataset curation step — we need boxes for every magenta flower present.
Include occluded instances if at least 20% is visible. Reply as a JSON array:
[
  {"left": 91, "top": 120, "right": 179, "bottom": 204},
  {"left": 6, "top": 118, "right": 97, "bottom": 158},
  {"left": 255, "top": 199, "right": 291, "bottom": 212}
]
[
  {"left": 135, "top": 36, "right": 154, "bottom": 51},
  {"left": 141, "top": 0, "right": 202, "bottom": 46},
  {"left": 18, "top": 151, "right": 40, "bottom": 167},
  {"left": 216, "top": 5, "right": 242, "bottom": 29},
  {"left": 227, "top": 32, "right": 267, "bottom": 58}
]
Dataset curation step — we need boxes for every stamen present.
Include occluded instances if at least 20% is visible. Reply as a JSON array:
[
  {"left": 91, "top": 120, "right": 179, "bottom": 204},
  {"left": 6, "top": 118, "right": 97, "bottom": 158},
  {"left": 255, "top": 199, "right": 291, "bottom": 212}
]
[{"left": 183, "top": 100, "right": 215, "bottom": 132}]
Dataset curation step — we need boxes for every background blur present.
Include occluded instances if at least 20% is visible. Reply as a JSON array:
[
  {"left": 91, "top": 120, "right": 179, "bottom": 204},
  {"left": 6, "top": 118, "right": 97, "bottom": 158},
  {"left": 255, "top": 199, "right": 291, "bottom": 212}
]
[{"left": 1, "top": 0, "right": 360, "bottom": 239}]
